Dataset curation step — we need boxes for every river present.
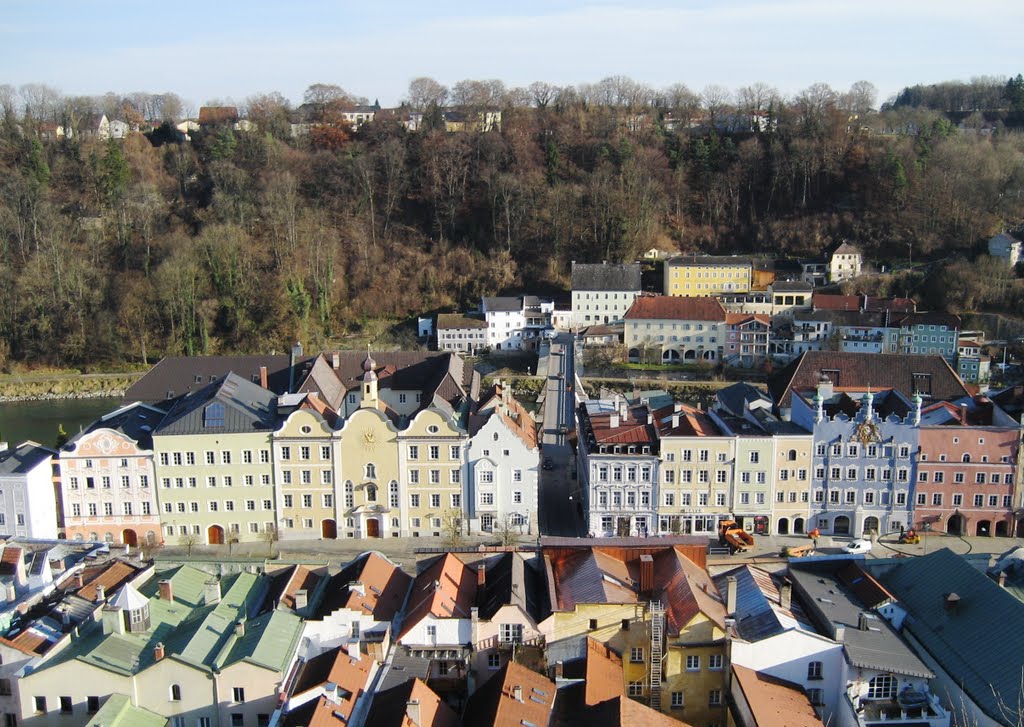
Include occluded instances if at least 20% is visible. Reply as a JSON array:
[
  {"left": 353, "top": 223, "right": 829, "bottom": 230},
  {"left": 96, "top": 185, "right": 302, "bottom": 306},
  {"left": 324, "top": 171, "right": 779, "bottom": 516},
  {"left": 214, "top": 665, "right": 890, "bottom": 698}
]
[{"left": 0, "top": 397, "right": 123, "bottom": 449}]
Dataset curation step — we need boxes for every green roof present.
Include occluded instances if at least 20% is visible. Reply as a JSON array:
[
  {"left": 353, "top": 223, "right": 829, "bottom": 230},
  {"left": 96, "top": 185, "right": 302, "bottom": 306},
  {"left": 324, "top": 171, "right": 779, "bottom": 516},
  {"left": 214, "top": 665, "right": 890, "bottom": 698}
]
[
  {"left": 85, "top": 694, "right": 166, "bottom": 727},
  {"left": 40, "top": 565, "right": 297, "bottom": 679}
]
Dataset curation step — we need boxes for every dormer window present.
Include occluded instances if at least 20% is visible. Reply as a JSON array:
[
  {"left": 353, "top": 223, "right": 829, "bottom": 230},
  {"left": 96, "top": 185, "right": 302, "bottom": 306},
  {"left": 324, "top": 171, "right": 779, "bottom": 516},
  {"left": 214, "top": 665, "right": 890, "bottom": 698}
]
[{"left": 203, "top": 403, "right": 225, "bottom": 428}]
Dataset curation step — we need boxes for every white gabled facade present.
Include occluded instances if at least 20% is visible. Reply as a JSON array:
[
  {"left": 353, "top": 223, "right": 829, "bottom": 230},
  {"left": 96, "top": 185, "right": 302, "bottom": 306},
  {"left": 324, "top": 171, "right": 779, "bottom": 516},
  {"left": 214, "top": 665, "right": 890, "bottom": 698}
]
[
  {"left": 467, "top": 398, "right": 539, "bottom": 535},
  {"left": 0, "top": 442, "right": 57, "bottom": 540}
]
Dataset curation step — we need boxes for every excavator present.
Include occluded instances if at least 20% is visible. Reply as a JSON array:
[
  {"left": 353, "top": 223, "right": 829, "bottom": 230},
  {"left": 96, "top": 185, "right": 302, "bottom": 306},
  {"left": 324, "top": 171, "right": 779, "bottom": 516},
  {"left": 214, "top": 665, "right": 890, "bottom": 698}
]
[{"left": 718, "top": 519, "right": 755, "bottom": 553}]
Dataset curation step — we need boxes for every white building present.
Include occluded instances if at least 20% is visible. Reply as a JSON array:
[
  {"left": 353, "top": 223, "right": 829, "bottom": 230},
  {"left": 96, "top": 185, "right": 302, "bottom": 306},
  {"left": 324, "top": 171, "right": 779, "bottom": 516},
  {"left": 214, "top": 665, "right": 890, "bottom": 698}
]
[
  {"left": 467, "top": 383, "right": 539, "bottom": 535},
  {"left": 623, "top": 295, "right": 727, "bottom": 363},
  {"left": 0, "top": 442, "right": 58, "bottom": 539},
  {"left": 987, "top": 231, "right": 1022, "bottom": 267},
  {"left": 570, "top": 262, "right": 642, "bottom": 327},
  {"left": 828, "top": 242, "right": 863, "bottom": 283},
  {"left": 481, "top": 296, "right": 553, "bottom": 351}
]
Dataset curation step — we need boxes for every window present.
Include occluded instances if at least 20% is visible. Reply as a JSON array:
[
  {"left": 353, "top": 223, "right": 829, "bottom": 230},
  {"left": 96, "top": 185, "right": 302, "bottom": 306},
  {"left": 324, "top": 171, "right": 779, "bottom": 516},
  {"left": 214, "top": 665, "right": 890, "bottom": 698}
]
[
  {"left": 708, "top": 654, "right": 723, "bottom": 670},
  {"left": 221, "top": 451, "right": 231, "bottom": 464},
  {"left": 749, "top": 451, "right": 759, "bottom": 464},
  {"left": 430, "top": 494, "right": 441, "bottom": 508},
  {"left": 233, "top": 687, "right": 245, "bottom": 703},
  {"left": 671, "top": 691, "right": 684, "bottom": 708},
  {"left": 170, "top": 684, "right": 182, "bottom": 701},
  {"left": 365, "top": 463, "right": 376, "bottom": 479},
  {"left": 808, "top": 688, "right": 824, "bottom": 706},
  {"left": 426, "top": 625, "right": 437, "bottom": 640},
  {"left": 630, "top": 647, "right": 644, "bottom": 663},
  {"left": 409, "top": 445, "right": 419, "bottom": 460},
  {"left": 807, "top": 661, "right": 823, "bottom": 680},
  {"left": 487, "top": 652, "right": 501, "bottom": 669},
  {"left": 429, "top": 445, "right": 440, "bottom": 460},
  {"left": 628, "top": 681, "right": 644, "bottom": 697},
  {"left": 87, "top": 696, "right": 100, "bottom": 713},
  {"left": 410, "top": 494, "right": 420, "bottom": 508},
  {"left": 709, "top": 689, "right": 722, "bottom": 706},
  {"left": 867, "top": 674, "right": 897, "bottom": 700},
  {"left": 932, "top": 493, "right": 943, "bottom": 506},
  {"left": 917, "top": 493, "right": 927, "bottom": 505},
  {"left": 60, "top": 697, "right": 72, "bottom": 714},
  {"left": 231, "top": 716, "right": 244, "bottom": 727},
  {"left": 686, "top": 655, "right": 700, "bottom": 671},
  {"left": 499, "top": 623, "right": 523, "bottom": 644},
  {"left": 974, "top": 494, "right": 984, "bottom": 507}
]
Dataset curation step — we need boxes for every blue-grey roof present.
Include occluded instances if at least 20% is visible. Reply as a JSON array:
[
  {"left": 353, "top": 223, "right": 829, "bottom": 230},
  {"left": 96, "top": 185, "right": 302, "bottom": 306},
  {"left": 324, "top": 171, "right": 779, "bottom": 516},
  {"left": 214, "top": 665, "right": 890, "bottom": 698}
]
[
  {"left": 482, "top": 297, "right": 522, "bottom": 312},
  {"left": 571, "top": 262, "right": 641, "bottom": 292},
  {"left": 69, "top": 402, "right": 167, "bottom": 450},
  {"left": 876, "top": 548, "right": 1024, "bottom": 723},
  {"left": 156, "top": 372, "right": 278, "bottom": 435},
  {"left": 789, "top": 562, "right": 932, "bottom": 678},
  {"left": 0, "top": 442, "right": 55, "bottom": 475},
  {"left": 713, "top": 565, "right": 814, "bottom": 642}
]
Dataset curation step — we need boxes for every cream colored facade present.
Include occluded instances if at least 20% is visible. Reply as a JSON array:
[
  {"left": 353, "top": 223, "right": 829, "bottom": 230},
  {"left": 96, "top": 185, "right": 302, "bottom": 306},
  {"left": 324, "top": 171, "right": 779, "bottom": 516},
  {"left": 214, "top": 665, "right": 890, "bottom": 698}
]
[
  {"left": 663, "top": 613, "right": 728, "bottom": 725},
  {"left": 339, "top": 406, "right": 402, "bottom": 539},
  {"left": 664, "top": 257, "right": 753, "bottom": 297},
  {"left": 771, "top": 432, "right": 814, "bottom": 536},
  {"left": 658, "top": 431, "right": 736, "bottom": 536},
  {"left": 399, "top": 408, "right": 467, "bottom": 537},
  {"left": 625, "top": 317, "right": 726, "bottom": 363},
  {"left": 273, "top": 408, "right": 340, "bottom": 540},
  {"left": 152, "top": 431, "right": 276, "bottom": 545}
]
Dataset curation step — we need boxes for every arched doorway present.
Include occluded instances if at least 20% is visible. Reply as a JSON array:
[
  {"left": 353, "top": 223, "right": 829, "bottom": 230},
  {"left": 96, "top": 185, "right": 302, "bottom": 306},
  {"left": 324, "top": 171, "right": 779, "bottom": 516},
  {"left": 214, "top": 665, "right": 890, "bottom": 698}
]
[
  {"left": 683, "top": 350, "right": 697, "bottom": 361},
  {"left": 628, "top": 348, "right": 640, "bottom": 363},
  {"left": 121, "top": 529, "right": 138, "bottom": 548},
  {"left": 996, "top": 520, "right": 1009, "bottom": 537},
  {"left": 793, "top": 517, "right": 805, "bottom": 534},
  {"left": 976, "top": 520, "right": 992, "bottom": 537},
  {"left": 947, "top": 512, "right": 965, "bottom": 536},
  {"left": 662, "top": 349, "right": 680, "bottom": 363},
  {"left": 321, "top": 519, "right": 337, "bottom": 539},
  {"left": 366, "top": 518, "right": 381, "bottom": 538},
  {"left": 777, "top": 518, "right": 790, "bottom": 535},
  {"left": 862, "top": 517, "right": 880, "bottom": 536},
  {"left": 207, "top": 525, "right": 224, "bottom": 545},
  {"left": 833, "top": 516, "right": 851, "bottom": 535}
]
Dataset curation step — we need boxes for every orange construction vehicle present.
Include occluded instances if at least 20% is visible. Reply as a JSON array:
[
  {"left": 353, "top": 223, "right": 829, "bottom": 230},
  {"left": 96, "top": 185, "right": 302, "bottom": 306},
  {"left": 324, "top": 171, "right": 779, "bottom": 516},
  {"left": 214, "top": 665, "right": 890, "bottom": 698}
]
[{"left": 718, "top": 519, "right": 755, "bottom": 553}]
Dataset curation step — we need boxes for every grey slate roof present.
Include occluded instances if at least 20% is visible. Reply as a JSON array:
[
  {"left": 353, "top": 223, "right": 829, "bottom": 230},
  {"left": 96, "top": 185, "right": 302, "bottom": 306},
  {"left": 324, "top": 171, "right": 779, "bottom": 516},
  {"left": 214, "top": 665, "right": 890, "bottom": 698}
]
[
  {"left": 666, "top": 254, "right": 753, "bottom": 267},
  {"left": 476, "top": 552, "right": 549, "bottom": 623},
  {"left": 713, "top": 565, "right": 815, "bottom": 642},
  {"left": 69, "top": 402, "right": 167, "bottom": 451},
  {"left": 156, "top": 372, "right": 278, "bottom": 436},
  {"left": 571, "top": 262, "right": 641, "bottom": 292},
  {"left": 482, "top": 296, "right": 523, "bottom": 312},
  {"left": 125, "top": 355, "right": 299, "bottom": 403},
  {"left": 789, "top": 562, "right": 932, "bottom": 679},
  {"left": 875, "top": 548, "right": 1024, "bottom": 723},
  {"left": 770, "top": 281, "right": 814, "bottom": 293},
  {"left": 377, "top": 646, "right": 432, "bottom": 691},
  {"left": 0, "top": 442, "right": 55, "bottom": 475}
]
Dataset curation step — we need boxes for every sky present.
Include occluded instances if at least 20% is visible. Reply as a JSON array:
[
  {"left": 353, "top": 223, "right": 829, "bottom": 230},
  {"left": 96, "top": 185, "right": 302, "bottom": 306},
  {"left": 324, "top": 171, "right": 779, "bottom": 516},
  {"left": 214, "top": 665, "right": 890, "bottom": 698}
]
[{"left": 2, "top": 0, "right": 1021, "bottom": 111}]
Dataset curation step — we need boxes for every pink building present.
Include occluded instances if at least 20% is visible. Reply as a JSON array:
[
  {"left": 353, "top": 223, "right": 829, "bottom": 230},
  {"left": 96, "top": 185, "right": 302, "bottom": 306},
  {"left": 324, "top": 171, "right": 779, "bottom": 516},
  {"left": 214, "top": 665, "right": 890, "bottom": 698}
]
[
  {"left": 725, "top": 313, "right": 770, "bottom": 368},
  {"left": 915, "top": 401, "right": 1022, "bottom": 537}
]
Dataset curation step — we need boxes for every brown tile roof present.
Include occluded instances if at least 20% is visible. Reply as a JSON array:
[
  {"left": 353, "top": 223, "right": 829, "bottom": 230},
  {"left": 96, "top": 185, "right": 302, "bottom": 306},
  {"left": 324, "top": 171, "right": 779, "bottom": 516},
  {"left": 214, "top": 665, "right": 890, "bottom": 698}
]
[
  {"left": 73, "top": 561, "right": 141, "bottom": 603},
  {"left": 832, "top": 241, "right": 861, "bottom": 255},
  {"left": 0, "top": 628, "right": 49, "bottom": 655},
  {"left": 731, "top": 664, "right": 824, "bottom": 727},
  {"left": 653, "top": 547, "right": 726, "bottom": 634},
  {"left": 653, "top": 403, "right": 724, "bottom": 437},
  {"left": 583, "top": 404, "right": 658, "bottom": 447},
  {"left": 836, "top": 562, "right": 894, "bottom": 609},
  {"left": 811, "top": 293, "right": 861, "bottom": 311},
  {"left": 624, "top": 295, "right": 725, "bottom": 321},
  {"left": 462, "top": 661, "right": 556, "bottom": 727},
  {"left": 895, "top": 311, "right": 961, "bottom": 330},
  {"left": 317, "top": 552, "right": 411, "bottom": 622},
  {"left": 586, "top": 696, "right": 690, "bottom": 727},
  {"left": 0, "top": 546, "right": 22, "bottom": 577},
  {"left": 550, "top": 549, "right": 638, "bottom": 611},
  {"left": 584, "top": 638, "right": 626, "bottom": 706},
  {"left": 474, "top": 384, "right": 539, "bottom": 451},
  {"left": 291, "top": 646, "right": 372, "bottom": 724},
  {"left": 280, "top": 565, "right": 323, "bottom": 611},
  {"left": 366, "top": 678, "right": 458, "bottom": 727},
  {"left": 436, "top": 313, "right": 487, "bottom": 329},
  {"left": 768, "top": 351, "right": 970, "bottom": 409},
  {"left": 726, "top": 312, "right": 770, "bottom": 326},
  {"left": 865, "top": 296, "right": 916, "bottom": 313},
  {"left": 398, "top": 553, "right": 476, "bottom": 639}
]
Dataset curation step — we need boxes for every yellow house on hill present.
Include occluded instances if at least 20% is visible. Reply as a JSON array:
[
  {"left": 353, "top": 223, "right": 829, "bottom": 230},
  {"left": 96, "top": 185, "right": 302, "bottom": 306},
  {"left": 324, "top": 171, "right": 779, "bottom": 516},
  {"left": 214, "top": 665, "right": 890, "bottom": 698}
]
[{"left": 664, "top": 256, "right": 753, "bottom": 297}]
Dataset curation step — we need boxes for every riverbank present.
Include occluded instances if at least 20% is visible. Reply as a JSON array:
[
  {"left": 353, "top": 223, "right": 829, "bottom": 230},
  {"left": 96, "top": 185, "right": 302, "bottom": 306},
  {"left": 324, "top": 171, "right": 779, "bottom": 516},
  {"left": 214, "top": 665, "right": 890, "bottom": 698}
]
[{"left": 0, "top": 372, "right": 142, "bottom": 402}]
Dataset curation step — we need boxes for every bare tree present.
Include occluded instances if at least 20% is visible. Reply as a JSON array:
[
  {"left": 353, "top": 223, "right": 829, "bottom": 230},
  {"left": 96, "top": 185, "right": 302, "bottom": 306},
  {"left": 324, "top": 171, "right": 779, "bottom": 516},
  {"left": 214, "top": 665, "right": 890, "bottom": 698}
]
[
  {"left": 493, "top": 515, "right": 520, "bottom": 547},
  {"left": 440, "top": 508, "right": 465, "bottom": 549},
  {"left": 451, "top": 79, "right": 506, "bottom": 109},
  {"left": 407, "top": 76, "right": 449, "bottom": 111},
  {"left": 736, "top": 82, "right": 779, "bottom": 116},
  {"left": 529, "top": 81, "right": 559, "bottom": 109},
  {"left": 701, "top": 84, "right": 732, "bottom": 126},
  {"left": 260, "top": 525, "right": 279, "bottom": 558},
  {"left": 20, "top": 83, "right": 62, "bottom": 123},
  {"left": 840, "top": 80, "right": 878, "bottom": 115},
  {"left": 179, "top": 531, "right": 199, "bottom": 557}
]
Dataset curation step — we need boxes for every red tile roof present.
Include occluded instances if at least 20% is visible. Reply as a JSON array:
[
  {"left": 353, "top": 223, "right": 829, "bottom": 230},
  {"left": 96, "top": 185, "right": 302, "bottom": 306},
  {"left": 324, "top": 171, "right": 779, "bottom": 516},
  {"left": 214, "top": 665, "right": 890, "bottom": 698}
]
[
  {"left": 654, "top": 404, "right": 723, "bottom": 437},
  {"left": 624, "top": 295, "right": 725, "bottom": 321},
  {"left": 584, "top": 638, "right": 626, "bottom": 706},
  {"left": 398, "top": 553, "right": 476, "bottom": 639},
  {"left": 654, "top": 547, "right": 726, "bottom": 634},
  {"left": 731, "top": 664, "right": 824, "bottom": 727},
  {"left": 0, "top": 546, "right": 22, "bottom": 577},
  {"left": 462, "top": 661, "right": 556, "bottom": 727},
  {"left": 318, "top": 552, "right": 412, "bottom": 622},
  {"left": 587, "top": 696, "right": 690, "bottom": 727},
  {"left": 74, "top": 561, "right": 141, "bottom": 603},
  {"left": 366, "top": 678, "right": 458, "bottom": 727},
  {"left": 726, "top": 312, "right": 770, "bottom": 326},
  {"left": 811, "top": 293, "right": 861, "bottom": 311},
  {"left": 584, "top": 404, "right": 658, "bottom": 446},
  {"left": 281, "top": 565, "right": 322, "bottom": 611}
]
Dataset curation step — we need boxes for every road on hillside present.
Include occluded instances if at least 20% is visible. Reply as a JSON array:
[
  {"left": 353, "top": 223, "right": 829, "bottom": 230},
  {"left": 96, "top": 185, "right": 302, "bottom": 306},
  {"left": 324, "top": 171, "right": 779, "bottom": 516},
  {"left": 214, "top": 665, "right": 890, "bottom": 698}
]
[{"left": 538, "top": 333, "right": 586, "bottom": 537}]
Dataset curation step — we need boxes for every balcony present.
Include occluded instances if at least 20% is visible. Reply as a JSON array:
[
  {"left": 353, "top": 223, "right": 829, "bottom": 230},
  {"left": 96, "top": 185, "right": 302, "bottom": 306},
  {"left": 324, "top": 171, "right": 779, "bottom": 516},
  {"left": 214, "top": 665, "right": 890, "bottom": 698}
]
[
  {"left": 850, "top": 690, "right": 950, "bottom": 727},
  {"left": 843, "top": 333, "right": 884, "bottom": 343}
]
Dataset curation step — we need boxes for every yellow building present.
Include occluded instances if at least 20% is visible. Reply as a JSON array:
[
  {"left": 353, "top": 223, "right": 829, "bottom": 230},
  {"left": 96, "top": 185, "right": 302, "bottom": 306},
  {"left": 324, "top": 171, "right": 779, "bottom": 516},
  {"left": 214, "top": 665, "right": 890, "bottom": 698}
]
[
  {"left": 399, "top": 406, "right": 467, "bottom": 538},
  {"left": 771, "top": 431, "right": 814, "bottom": 536},
  {"left": 656, "top": 405, "right": 736, "bottom": 537},
  {"left": 664, "top": 256, "right": 753, "bottom": 297},
  {"left": 273, "top": 396, "right": 340, "bottom": 540}
]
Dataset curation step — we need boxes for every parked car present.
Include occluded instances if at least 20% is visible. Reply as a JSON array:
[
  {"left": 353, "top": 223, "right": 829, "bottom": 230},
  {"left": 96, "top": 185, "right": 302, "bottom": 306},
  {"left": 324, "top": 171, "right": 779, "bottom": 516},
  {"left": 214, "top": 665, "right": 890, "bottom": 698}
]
[{"left": 843, "top": 539, "right": 873, "bottom": 554}]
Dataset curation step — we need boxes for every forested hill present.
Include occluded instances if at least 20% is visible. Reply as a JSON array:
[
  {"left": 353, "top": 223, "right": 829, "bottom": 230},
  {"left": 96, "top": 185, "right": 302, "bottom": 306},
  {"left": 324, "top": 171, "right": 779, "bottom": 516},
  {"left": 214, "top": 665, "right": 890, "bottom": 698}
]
[{"left": 1, "top": 77, "right": 1024, "bottom": 369}]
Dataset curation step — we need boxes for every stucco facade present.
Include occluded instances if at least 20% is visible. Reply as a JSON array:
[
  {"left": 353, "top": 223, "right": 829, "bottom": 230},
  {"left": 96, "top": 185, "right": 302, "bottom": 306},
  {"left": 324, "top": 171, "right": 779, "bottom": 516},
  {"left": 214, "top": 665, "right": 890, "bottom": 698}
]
[{"left": 273, "top": 407, "right": 340, "bottom": 540}]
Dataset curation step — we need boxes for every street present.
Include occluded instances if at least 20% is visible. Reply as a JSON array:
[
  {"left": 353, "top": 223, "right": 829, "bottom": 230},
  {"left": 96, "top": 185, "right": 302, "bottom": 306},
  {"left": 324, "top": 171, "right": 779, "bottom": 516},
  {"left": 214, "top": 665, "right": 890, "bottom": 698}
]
[{"left": 537, "top": 333, "right": 586, "bottom": 537}]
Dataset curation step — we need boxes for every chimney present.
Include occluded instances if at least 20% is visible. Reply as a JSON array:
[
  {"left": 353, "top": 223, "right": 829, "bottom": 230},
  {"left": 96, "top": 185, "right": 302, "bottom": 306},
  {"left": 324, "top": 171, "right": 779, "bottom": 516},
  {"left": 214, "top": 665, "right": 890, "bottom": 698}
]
[
  {"left": 349, "top": 639, "right": 361, "bottom": 661},
  {"left": 834, "top": 624, "right": 845, "bottom": 642},
  {"left": 61, "top": 610, "right": 72, "bottom": 631},
  {"left": 779, "top": 578, "right": 792, "bottom": 610},
  {"left": 858, "top": 612, "right": 870, "bottom": 631},
  {"left": 204, "top": 579, "right": 221, "bottom": 606},
  {"left": 639, "top": 554, "right": 654, "bottom": 596},
  {"left": 349, "top": 581, "right": 366, "bottom": 597},
  {"left": 609, "top": 412, "right": 620, "bottom": 429},
  {"left": 259, "top": 366, "right": 268, "bottom": 389},
  {"left": 101, "top": 605, "right": 125, "bottom": 635},
  {"left": 477, "top": 563, "right": 486, "bottom": 589},
  {"left": 159, "top": 579, "right": 174, "bottom": 603},
  {"left": 294, "top": 589, "right": 308, "bottom": 612},
  {"left": 235, "top": 618, "right": 246, "bottom": 637},
  {"left": 153, "top": 642, "right": 165, "bottom": 661},
  {"left": 332, "top": 352, "right": 340, "bottom": 369},
  {"left": 73, "top": 571, "right": 84, "bottom": 590},
  {"left": 95, "top": 585, "right": 106, "bottom": 603},
  {"left": 4, "top": 584, "right": 14, "bottom": 603},
  {"left": 288, "top": 341, "right": 303, "bottom": 393},
  {"left": 513, "top": 685, "right": 523, "bottom": 702},
  {"left": 999, "top": 572, "right": 1008, "bottom": 588},
  {"left": 959, "top": 402, "right": 969, "bottom": 426},
  {"left": 726, "top": 576, "right": 737, "bottom": 615},
  {"left": 944, "top": 593, "right": 961, "bottom": 611},
  {"left": 671, "top": 412, "right": 680, "bottom": 429},
  {"left": 405, "top": 699, "right": 421, "bottom": 726},
  {"left": 555, "top": 661, "right": 564, "bottom": 680},
  {"left": 817, "top": 378, "right": 834, "bottom": 403}
]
